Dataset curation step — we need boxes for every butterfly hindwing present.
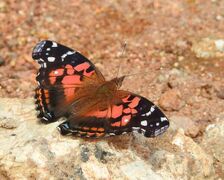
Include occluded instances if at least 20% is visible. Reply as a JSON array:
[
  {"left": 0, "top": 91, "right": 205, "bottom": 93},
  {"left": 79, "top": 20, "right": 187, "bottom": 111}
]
[
  {"left": 58, "top": 117, "right": 107, "bottom": 138},
  {"left": 57, "top": 98, "right": 111, "bottom": 138},
  {"left": 33, "top": 40, "right": 105, "bottom": 122},
  {"left": 57, "top": 91, "right": 169, "bottom": 138}
]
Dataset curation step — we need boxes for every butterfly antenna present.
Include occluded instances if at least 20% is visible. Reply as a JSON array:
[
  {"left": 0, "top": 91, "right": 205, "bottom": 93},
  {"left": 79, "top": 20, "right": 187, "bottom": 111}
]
[
  {"left": 124, "top": 71, "right": 150, "bottom": 78},
  {"left": 116, "top": 41, "right": 127, "bottom": 78}
]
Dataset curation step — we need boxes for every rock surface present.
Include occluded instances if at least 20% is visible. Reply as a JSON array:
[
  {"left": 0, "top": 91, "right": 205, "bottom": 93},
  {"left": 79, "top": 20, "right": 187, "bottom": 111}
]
[
  {"left": 158, "top": 89, "right": 185, "bottom": 111},
  {"left": 0, "top": 98, "right": 221, "bottom": 179},
  {"left": 216, "top": 86, "right": 224, "bottom": 99},
  {"left": 200, "top": 121, "right": 224, "bottom": 178},
  {"left": 192, "top": 38, "right": 224, "bottom": 58},
  {"left": 170, "top": 115, "right": 200, "bottom": 138}
]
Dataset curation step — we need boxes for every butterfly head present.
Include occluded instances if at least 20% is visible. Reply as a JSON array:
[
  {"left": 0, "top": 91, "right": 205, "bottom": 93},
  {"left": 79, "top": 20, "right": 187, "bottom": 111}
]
[{"left": 111, "top": 76, "right": 125, "bottom": 89}]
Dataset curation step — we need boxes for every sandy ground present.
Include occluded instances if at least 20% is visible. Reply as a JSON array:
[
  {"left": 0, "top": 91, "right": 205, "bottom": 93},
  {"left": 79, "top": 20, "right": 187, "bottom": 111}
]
[{"left": 0, "top": 0, "right": 224, "bottom": 177}]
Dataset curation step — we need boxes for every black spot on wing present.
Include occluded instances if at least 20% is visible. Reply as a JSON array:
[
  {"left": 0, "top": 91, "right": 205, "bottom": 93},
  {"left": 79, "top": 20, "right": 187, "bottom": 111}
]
[
  {"left": 86, "top": 65, "right": 95, "bottom": 73},
  {"left": 127, "top": 95, "right": 135, "bottom": 101}
]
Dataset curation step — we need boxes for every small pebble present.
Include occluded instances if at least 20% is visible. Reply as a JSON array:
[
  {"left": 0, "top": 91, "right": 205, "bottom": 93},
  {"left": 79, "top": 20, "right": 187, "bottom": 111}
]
[
  {"left": 216, "top": 15, "right": 223, "bottom": 21},
  {"left": 158, "top": 89, "right": 185, "bottom": 111},
  {"left": 217, "top": 88, "right": 224, "bottom": 99},
  {"left": 215, "top": 39, "right": 224, "bottom": 52}
]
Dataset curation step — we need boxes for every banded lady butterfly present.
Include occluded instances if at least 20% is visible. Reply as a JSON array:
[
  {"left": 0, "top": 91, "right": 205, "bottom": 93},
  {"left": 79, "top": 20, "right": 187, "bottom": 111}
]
[{"left": 33, "top": 40, "right": 169, "bottom": 138}]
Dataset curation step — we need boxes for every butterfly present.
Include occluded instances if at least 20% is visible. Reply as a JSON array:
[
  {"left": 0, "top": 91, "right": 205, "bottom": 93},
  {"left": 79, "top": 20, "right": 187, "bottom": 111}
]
[{"left": 33, "top": 40, "right": 169, "bottom": 138}]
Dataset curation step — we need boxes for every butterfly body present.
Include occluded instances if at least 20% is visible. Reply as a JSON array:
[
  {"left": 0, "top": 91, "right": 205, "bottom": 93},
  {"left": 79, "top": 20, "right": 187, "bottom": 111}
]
[{"left": 33, "top": 40, "right": 169, "bottom": 138}]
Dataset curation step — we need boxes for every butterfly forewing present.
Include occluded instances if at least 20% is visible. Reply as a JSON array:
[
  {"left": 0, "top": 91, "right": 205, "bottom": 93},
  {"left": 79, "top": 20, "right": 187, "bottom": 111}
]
[{"left": 33, "top": 40, "right": 105, "bottom": 122}]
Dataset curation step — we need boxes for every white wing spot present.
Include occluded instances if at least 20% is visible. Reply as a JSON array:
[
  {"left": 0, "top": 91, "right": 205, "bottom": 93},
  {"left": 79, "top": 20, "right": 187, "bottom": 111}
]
[
  {"left": 141, "top": 120, "right": 147, "bottom": 126},
  {"left": 150, "top": 105, "right": 155, "bottom": 112},
  {"left": 154, "top": 129, "right": 162, "bottom": 136},
  {"left": 150, "top": 124, "right": 153, "bottom": 127},
  {"left": 43, "top": 63, "right": 47, "bottom": 68},
  {"left": 145, "top": 105, "right": 156, "bottom": 116},
  {"left": 124, "top": 118, "right": 129, "bottom": 123},
  {"left": 52, "top": 42, "right": 58, "bottom": 47},
  {"left": 67, "top": 51, "right": 74, "bottom": 55},
  {"left": 141, "top": 105, "right": 156, "bottom": 117},
  {"left": 47, "top": 113, "right": 52, "bottom": 118},
  {"left": 61, "top": 51, "right": 75, "bottom": 61},
  {"left": 156, "top": 122, "right": 160, "bottom": 126},
  {"left": 48, "top": 57, "right": 55, "bottom": 62},
  {"left": 42, "top": 117, "right": 49, "bottom": 121},
  {"left": 61, "top": 54, "right": 67, "bottom": 59},
  {"left": 39, "top": 58, "right": 44, "bottom": 62},
  {"left": 47, "top": 48, "right": 50, "bottom": 51},
  {"left": 161, "top": 117, "right": 168, "bottom": 122}
]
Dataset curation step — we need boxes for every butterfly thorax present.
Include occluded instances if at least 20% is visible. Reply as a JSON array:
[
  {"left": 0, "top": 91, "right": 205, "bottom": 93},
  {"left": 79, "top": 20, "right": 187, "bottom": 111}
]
[
  {"left": 95, "top": 76, "right": 125, "bottom": 98},
  {"left": 96, "top": 81, "right": 117, "bottom": 98}
]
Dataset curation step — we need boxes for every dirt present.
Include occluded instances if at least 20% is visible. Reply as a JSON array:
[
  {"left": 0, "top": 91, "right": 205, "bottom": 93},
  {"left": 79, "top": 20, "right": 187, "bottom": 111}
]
[
  {"left": 0, "top": 0, "right": 224, "bottom": 175},
  {"left": 0, "top": 0, "right": 223, "bottom": 122}
]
